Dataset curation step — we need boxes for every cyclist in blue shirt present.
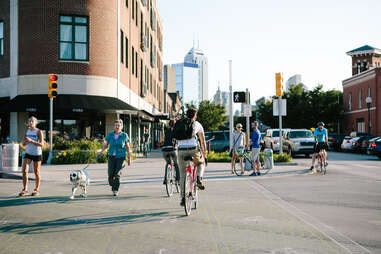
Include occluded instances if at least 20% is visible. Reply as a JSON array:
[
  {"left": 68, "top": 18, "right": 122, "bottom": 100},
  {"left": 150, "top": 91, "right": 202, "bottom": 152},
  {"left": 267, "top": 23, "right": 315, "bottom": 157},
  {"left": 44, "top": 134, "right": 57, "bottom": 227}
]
[{"left": 310, "top": 122, "right": 328, "bottom": 173}]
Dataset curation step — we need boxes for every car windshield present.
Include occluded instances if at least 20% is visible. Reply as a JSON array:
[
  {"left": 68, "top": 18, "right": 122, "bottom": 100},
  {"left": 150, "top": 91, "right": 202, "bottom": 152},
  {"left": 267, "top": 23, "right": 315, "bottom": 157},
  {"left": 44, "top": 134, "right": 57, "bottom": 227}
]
[{"left": 289, "top": 131, "right": 313, "bottom": 139}]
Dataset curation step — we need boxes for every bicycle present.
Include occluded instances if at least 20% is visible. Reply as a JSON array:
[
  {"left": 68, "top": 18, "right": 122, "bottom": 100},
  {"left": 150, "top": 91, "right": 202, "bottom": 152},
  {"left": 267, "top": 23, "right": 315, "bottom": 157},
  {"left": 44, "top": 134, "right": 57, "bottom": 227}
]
[
  {"left": 165, "top": 158, "right": 180, "bottom": 197},
  {"left": 183, "top": 155, "right": 198, "bottom": 216},
  {"left": 233, "top": 148, "right": 265, "bottom": 176},
  {"left": 142, "top": 142, "right": 148, "bottom": 158},
  {"left": 315, "top": 149, "right": 327, "bottom": 175}
]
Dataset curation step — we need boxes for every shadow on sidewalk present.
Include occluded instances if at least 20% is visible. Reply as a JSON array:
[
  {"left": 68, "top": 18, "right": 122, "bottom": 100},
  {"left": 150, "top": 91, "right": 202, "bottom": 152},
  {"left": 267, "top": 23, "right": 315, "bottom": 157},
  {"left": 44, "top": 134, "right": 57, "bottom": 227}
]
[
  {"left": 0, "top": 210, "right": 170, "bottom": 235},
  {"left": 0, "top": 194, "right": 148, "bottom": 208}
]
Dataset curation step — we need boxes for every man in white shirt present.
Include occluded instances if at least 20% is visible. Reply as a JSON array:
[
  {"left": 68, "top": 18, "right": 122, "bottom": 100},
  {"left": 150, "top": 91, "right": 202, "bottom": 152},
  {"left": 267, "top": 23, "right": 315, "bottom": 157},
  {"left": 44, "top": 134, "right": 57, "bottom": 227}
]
[{"left": 177, "top": 108, "right": 207, "bottom": 207}]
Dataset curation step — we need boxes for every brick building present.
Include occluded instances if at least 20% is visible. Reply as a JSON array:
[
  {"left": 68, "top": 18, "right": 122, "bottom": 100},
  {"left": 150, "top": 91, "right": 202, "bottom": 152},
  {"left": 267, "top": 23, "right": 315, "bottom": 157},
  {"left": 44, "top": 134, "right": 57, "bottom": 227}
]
[
  {"left": 0, "top": 0, "right": 176, "bottom": 146},
  {"left": 342, "top": 45, "right": 381, "bottom": 136}
]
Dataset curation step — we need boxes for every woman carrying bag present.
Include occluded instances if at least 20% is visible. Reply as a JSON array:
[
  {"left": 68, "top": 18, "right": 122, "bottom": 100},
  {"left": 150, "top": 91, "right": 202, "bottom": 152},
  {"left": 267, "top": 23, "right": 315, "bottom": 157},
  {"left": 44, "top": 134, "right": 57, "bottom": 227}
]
[{"left": 230, "top": 123, "right": 246, "bottom": 175}]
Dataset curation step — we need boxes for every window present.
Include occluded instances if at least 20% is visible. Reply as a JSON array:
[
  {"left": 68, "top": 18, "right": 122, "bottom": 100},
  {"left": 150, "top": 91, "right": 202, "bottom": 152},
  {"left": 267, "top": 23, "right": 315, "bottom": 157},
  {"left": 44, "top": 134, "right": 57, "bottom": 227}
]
[
  {"left": 132, "top": 0, "right": 135, "bottom": 19},
  {"left": 0, "top": 21, "right": 3, "bottom": 56},
  {"left": 135, "top": 0, "right": 138, "bottom": 26},
  {"left": 120, "top": 30, "right": 124, "bottom": 63},
  {"left": 125, "top": 37, "right": 128, "bottom": 68},
  {"left": 126, "top": 0, "right": 128, "bottom": 7},
  {"left": 359, "top": 89, "right": 362, "bottom": 109},
  {"left": 135, "top": 51, "right": 138, "bottom": 78},
  {"left": 132, "top": 47, "right": 135, "bottom": 74},
  {"left": 349, "top": 92, "right": 352, "bottom": 111},
  {"left": 368, "top": 87, "right": 371, "bottom": 97},
  {"left": 59, "top": 15, "right": 88, "bottom": 61}
]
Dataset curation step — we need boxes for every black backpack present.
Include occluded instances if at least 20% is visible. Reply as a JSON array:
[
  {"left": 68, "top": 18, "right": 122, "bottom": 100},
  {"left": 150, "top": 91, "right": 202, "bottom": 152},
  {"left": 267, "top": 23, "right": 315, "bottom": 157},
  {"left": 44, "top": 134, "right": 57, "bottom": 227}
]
[{"left": 173, "top": 118, "right": 194, "bottom": 140}]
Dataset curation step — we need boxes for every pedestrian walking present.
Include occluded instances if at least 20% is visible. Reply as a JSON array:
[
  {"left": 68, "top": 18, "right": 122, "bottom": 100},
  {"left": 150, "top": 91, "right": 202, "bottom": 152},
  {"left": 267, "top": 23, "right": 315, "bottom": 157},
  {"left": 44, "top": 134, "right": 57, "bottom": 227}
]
[
  {"left": 99, "top": 119, "right": 131, "bottom": 196},
  {"left": 19, "top": 116, "right": 44, "bottom": 196}
]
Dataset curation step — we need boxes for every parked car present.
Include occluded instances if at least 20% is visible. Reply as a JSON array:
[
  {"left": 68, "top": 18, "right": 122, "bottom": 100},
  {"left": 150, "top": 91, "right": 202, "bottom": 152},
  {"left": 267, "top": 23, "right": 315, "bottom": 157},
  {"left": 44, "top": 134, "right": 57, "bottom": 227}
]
[
  {"left": 374, "top": 138, "right": 381, "bottom": 159},
  {"left": 263, "top": 128, "right": 290, "bottom": 153},
  {"left": 367, "top": 137, "right": 381, "bottom": 155},
  {"left": 204, "top": 131, "right": 230, "bottom": 152},
  {"left": 283, "top": 129, "right": 315, "bottom": 157},
  {"left": 351, "top": 135, "right": 374, "bottom": 153},
  {"left": 341, "top": 136, "right": 354, "bottom": 152},
  {"left": 327, "top": 133, "right": 346, "bottom": 151}
]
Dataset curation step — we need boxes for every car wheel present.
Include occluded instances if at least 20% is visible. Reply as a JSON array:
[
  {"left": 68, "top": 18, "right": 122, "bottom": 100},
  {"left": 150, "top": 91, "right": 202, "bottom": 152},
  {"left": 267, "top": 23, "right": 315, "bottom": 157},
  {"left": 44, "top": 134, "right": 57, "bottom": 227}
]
[{"left": 377, "top": 153, "right": 381, "bottom": 160}]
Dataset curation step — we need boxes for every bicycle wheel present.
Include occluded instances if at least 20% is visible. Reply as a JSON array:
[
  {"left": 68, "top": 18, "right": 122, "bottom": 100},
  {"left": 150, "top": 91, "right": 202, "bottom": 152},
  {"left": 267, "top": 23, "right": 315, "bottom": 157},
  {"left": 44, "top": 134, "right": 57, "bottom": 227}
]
[
  {"left": 184, "top": 171, "right": 192, "bottom": 216},
  {"left": 193, "top": 178, "right": 198, "bottom": 209},
  {"left": 165, "top": 163, "right": 174, "bottom": 197},
  {"left": 233, "top": 156, "right": 243, "bottom": 176}
]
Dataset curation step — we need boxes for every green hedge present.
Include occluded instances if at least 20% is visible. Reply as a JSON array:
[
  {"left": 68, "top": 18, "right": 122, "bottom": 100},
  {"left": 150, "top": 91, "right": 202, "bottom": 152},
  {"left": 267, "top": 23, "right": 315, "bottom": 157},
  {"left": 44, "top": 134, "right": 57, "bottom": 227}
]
[
  {"left": 207, "top": 151, "right": 291, "bottom": 163},
  {"left": 53, "top": 136, "right": 103, "bottom": 150}
]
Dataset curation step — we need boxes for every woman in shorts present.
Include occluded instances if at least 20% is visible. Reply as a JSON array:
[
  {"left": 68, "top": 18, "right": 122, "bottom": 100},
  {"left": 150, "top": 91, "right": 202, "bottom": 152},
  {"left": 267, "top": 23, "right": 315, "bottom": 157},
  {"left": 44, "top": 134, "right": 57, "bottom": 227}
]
[
  {"left": 19, "top": 116, "right": 44, "bottom": 196},
  {"left": 231, "top": 123, "right": 246, "bottom": 175}
]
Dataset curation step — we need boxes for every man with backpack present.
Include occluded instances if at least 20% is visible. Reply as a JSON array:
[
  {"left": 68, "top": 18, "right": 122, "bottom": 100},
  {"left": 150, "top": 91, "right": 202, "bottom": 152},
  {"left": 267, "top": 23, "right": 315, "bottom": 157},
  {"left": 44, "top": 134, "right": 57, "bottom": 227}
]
[{"left": 173, "top": 108, "right": 207, "bottom": 207}]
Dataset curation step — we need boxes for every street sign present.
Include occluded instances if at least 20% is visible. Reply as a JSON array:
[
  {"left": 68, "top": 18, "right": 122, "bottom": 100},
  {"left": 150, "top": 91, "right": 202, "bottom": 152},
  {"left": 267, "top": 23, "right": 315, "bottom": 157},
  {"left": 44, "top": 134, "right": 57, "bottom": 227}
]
[
  {"left": 244, "top": 104, "right": 252, "bottom": 117},
  {"left": 273, "top": 99, "right": 287, "bottom": 116},
  {"left": 233, "top": 91, "right": 245, "bottom": 103}
]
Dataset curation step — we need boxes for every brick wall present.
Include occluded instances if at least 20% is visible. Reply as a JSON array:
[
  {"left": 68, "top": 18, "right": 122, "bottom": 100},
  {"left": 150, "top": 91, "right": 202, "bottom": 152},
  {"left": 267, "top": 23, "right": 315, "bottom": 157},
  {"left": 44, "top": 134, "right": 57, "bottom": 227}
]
[{"left": 18, "top": 0, "right": 117, "bottom": 78}]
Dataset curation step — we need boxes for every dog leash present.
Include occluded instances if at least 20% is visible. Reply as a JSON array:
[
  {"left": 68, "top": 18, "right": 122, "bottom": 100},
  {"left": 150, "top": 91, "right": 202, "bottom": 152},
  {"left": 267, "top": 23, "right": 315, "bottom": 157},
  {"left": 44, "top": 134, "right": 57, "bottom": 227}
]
[{"left": 81, "top": 153, "right": 102, "bottom": 171}]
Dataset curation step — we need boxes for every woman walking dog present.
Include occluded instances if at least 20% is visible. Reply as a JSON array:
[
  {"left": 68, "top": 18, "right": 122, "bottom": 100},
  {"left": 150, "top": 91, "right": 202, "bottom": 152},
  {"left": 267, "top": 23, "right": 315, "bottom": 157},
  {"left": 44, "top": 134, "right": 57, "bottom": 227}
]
[
  {"left": 99, "top": 119, "right": 131, "bottom": 196},
  {"left": 19, "top": 116, "right": 44, "bottom": 197}
]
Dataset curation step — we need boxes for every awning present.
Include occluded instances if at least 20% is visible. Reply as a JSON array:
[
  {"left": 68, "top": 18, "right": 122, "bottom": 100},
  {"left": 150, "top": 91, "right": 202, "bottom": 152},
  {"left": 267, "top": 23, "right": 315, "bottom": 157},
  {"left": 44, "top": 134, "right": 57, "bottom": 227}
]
[{"left": 0, "top": 94, "right": 137, "bottom": 114}]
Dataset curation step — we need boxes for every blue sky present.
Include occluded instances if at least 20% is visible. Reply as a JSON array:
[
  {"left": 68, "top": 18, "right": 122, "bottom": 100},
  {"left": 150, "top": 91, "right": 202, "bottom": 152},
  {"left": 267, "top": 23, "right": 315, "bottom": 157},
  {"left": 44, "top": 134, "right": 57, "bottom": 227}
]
[{"left": 157, "top": 0, "right": 381, "bottom": 102}]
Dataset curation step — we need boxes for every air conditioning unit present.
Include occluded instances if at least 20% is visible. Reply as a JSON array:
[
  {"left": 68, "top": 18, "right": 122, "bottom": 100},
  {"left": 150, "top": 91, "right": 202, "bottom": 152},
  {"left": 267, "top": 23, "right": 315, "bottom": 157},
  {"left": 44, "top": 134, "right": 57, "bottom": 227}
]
[
  {"left": 141, "top": 82, "right": 147, "bottom": 97},
  {"left": 140, "top": 35, "right": 147, "bottom": 52}
]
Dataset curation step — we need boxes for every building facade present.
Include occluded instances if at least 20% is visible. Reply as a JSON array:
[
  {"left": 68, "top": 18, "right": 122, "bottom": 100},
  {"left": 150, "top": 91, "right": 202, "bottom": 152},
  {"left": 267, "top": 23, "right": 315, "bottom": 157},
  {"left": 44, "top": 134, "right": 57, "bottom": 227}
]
[
  {"left": 212, "top": 86, "right": 229, "bottom": 116},
  {"left": 285, "top": 74, "right": 302, "bottom": 91},
  {"left": 172, "top": 62, "right": 199, "bottom": 104},
  {"left": 342, "top": 45, "right": 381, "bottom": 136},
  {"left": 184, "top": 46, "right": 208, "bottom": 101},
  {"left": 0, "top": 0, "right": 165, "bottom": 146}
]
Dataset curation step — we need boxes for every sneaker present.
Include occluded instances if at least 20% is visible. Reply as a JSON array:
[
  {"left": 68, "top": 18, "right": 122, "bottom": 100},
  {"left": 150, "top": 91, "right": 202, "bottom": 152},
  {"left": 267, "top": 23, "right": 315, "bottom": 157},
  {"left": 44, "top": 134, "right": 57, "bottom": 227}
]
[
  {"left": 249, "top": 172, "right": 257, "bottom": 176},
  {"left": 180, "top": 197, "right": 185, "bottom": 206},
  {"left": 310, "top": 166, "right": 314, "bottom": 171},
  {"left": 197, "top": 176, "right": 205, "bottom": 190},
  {"left": 256, "top": 172, "right": 261, "bottom": 176},
  {"left": 113, "top": 191, "right": 119, "bottom": 196}
]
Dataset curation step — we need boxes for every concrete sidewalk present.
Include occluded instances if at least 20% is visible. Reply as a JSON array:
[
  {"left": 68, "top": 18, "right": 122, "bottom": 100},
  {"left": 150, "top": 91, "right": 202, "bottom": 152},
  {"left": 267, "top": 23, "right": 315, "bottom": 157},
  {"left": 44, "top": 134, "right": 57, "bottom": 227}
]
[{"left": 0, "top": 150, "right": 311, "bottom": 184}]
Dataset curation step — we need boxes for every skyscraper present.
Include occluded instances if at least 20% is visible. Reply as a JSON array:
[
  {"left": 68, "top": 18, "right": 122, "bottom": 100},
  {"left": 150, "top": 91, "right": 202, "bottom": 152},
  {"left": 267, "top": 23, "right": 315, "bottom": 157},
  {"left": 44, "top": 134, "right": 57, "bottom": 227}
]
[
  {"left": 184, "top": 45, "right": 208, "bottom": 101},
  {"left": 172, "top": 62, "right": 199, "bottom": 104}
]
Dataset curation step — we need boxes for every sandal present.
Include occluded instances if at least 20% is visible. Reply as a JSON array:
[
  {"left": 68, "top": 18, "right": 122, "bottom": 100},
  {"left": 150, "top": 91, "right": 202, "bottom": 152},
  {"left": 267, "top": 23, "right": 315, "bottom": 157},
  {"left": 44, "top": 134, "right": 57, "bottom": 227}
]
[
  {"left": 31, "top": 189, "right": 40, "bottom": 196},
  {"left": 18, "top": 190, "right": 28, "bottom": 197}
]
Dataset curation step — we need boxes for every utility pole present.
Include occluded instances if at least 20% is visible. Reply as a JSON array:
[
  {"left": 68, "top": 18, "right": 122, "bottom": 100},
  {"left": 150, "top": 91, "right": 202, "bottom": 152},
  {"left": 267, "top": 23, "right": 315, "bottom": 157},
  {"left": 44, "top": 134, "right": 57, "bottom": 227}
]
[{"left": 229, "top": 60, "right": 233, "bottom": 150}]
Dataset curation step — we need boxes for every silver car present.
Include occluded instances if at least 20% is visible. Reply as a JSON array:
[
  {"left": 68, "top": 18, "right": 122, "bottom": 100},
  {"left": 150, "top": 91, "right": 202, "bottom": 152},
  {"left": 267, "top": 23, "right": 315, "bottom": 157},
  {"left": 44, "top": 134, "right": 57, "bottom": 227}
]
[{"left": 283, "top": 129, "right": 315, "bottom": 157}]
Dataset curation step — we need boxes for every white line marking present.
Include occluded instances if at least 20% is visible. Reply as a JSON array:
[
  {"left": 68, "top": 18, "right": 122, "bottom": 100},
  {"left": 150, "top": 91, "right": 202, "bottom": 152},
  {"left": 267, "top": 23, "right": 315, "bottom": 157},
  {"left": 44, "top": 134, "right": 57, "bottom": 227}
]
[{"left": 245, "top": 180, "right": 372, "bottom": 254}]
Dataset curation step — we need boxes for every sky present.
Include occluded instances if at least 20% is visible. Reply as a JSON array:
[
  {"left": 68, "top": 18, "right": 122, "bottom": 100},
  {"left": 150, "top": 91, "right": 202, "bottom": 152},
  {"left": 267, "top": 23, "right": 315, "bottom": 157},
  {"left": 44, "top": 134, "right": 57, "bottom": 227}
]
[{"left": 157, "top": 0, "right": 381, "bottom": 103}]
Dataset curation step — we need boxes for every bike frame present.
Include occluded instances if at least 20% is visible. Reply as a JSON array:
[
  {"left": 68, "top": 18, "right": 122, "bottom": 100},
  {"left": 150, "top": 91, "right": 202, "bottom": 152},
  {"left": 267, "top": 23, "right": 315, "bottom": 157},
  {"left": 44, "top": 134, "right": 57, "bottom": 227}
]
[{"left": 186, "top": 161, "right": 197, "bottom": 196}]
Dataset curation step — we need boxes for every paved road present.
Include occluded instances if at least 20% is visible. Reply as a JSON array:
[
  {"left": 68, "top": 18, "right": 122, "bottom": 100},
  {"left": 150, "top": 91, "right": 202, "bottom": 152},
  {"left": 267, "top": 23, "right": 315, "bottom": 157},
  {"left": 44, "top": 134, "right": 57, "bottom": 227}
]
[{"left": 0, "top": 151, "right": 379, "bottom": 254}]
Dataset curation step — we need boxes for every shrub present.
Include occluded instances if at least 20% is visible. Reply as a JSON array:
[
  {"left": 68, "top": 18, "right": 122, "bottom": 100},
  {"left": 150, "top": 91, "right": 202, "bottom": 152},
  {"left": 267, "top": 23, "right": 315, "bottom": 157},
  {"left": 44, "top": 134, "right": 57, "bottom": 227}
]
[{"left": 207, "top": 151, "right": 292, "bottom": 163}]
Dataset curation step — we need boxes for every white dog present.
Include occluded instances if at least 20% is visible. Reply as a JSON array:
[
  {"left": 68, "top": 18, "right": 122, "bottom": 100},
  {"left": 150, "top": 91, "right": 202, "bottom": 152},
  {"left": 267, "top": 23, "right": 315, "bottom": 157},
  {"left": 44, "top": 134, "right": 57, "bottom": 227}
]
[{"left": 69, "top": 169, "right": 90, "bottom": 199}]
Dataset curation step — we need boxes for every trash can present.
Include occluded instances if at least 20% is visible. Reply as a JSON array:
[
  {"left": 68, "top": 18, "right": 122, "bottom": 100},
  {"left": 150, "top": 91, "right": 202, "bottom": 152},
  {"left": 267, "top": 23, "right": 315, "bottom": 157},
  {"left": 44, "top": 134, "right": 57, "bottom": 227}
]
[
  {"left": 263, "top": 148, "right": 274, "bottom": 169},
  {"left": 1, "top": 144, "right": 19, "bottom": 172}
]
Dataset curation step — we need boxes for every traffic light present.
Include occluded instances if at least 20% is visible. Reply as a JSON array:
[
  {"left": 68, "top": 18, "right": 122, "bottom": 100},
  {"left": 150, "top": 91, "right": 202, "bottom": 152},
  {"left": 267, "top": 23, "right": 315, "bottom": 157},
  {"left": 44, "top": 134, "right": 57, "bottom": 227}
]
[
  {"left": 275, "top": 72, "right": 284, "bottom": 96},
  {"left": 48, "top": 74, "right": 58, "bottom": 98},
  {"left": 233, "top": 91, "right": 246, "bottom": 103}
]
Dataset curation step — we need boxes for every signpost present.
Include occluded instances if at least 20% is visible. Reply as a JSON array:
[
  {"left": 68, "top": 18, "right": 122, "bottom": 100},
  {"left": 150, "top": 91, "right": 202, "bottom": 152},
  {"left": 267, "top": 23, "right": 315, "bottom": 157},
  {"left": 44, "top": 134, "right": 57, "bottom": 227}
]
[{"left": 275, "top": 73, "right": 285, "bottom": 154}]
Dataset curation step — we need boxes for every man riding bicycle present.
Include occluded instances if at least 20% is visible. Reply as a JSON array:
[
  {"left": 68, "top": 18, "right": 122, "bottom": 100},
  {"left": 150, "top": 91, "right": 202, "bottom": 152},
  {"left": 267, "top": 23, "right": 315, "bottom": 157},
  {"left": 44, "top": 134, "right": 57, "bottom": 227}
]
[
  {"left": 174, "top": 108, "right": 207, "bottom": 207},
  {"left": 310, "top": 122, "right": 328, "bottom": 174},
  {"left": 142, "top": 128, "right": 150, "bottom": 154},
  {"left": 161, "top": 119, "right": 180, "bottom": 185}
]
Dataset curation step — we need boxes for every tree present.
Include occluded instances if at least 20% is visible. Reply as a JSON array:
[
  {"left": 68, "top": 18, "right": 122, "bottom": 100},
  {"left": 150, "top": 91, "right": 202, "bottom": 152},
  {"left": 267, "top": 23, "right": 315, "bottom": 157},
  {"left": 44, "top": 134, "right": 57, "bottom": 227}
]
[
  {"left": 185, "top": 101, "right": 227, "bottom": 131},
  {"left": 256, "top": 83, "right": 343, "bottom": 132}
]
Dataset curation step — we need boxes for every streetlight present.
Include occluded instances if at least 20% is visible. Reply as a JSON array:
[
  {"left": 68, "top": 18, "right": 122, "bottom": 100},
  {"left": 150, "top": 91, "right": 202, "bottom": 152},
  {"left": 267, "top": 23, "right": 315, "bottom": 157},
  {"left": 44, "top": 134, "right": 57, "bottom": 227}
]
[{"left": 366, "top": 96, "right": 372, "bottom": 135}]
